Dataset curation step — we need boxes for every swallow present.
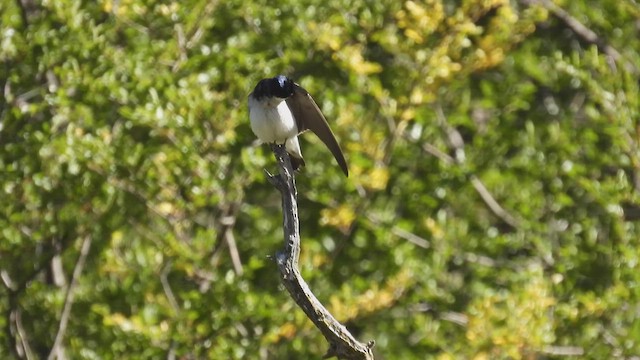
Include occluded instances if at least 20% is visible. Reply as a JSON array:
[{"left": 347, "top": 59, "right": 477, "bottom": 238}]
[{"left": 248, "top": 75, "right": 348, "bottom": 176}]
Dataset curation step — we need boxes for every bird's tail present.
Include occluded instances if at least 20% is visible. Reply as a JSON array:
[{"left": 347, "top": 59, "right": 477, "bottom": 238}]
[
  {"left": 289, "top": 154, "right": 305, "bottom": 171},
  {"left": 285, "top": 137, "right": 305, "bottom": 171}
]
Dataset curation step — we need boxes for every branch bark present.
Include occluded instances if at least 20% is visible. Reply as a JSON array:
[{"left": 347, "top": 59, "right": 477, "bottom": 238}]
[{"left": 266, "top": 144, "right": 375, "bottom": 360}]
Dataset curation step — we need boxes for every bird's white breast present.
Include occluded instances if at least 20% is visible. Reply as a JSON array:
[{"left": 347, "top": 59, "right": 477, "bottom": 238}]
[{"left": 248, "top": 96, "right": 298, "bottom": 144}]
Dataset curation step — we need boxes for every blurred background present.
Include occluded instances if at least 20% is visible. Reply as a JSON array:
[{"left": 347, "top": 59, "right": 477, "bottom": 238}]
[{"left": 1, "top": 0, "right": 639, "bottom": 358}]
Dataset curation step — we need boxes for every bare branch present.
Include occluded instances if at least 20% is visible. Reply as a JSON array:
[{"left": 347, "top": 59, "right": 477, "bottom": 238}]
[
  {"left": 541, "top": 345, "right": 584, "bottom": 356},
  {"left": 390, "top": 227, "right": 431, "bottom": 249},
  {"left": 203, "top": 201, "right": 244, "bottom": 282},
  {"left": 267, "top": 144, "right": 375, "bottom": 360},
  {"left": 221, "top": 203, "right": 243, "bottom": 275},
  {"left": 432, "top": 105, "right": 521, "bottom": 229},
  {"left": 366, "top": 214, "right": 430, "bottom": 249},
  {"left": 161, "top": 262, "right": 180, "bottom": 313},
  {"left": 526, "top": 0, "right": 621, "bottom": 60},
  {"left": 3, "top": 235, "right": 82, "bottom": 358},
  {"left": 420, "top": 143, "right": 454, "bottom": 165},
  {"left": 4, "top": 301, "right": 18, "bottom": 358},
  {"left": 470, "top": 176, "right": 520, "bottom": 229},
  {"left": 225, "top": 230, "right": 244, "bottom": 276},
  {"left": 523, "top": 0, "right": 637, "bottom": 74},
  {"left": 47, "top": 236, "right": 93, "bottom": 360},
  {"left": 1, "top": 270, "right": 16, "bottom": 291},
  {"left": 13, "top": 308, "right": 35, "bottom": 360}
]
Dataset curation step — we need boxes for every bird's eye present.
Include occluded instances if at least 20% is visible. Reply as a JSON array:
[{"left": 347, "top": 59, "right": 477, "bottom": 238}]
[{"left": 276, "top": 75, "right": 287, "bottom": 88}]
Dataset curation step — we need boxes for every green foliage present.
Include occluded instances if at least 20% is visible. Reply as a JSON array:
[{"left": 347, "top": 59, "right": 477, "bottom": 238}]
[{"left": 1, "top": 0, "right": 639, "bottom": 358}]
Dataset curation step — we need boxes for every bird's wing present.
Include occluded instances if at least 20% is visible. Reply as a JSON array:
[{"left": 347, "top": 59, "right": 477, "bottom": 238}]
[{"left": 286, "top": 84, "right": 349, "bottom": 176}]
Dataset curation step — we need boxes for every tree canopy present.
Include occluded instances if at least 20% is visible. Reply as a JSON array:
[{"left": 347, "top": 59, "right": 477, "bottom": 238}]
[{"left": 1, "top": 0, "right": 639, "bottom": 358}]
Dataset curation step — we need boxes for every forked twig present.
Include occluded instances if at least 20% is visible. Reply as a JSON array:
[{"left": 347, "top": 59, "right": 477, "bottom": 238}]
[{"left": 266, "top": 144, "right": 375, "bottom": 360}]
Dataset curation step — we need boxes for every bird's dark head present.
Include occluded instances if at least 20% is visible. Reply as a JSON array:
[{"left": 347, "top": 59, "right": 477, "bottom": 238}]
[{"left": 252, "top": 75, "right": 294, "bottom": 100}]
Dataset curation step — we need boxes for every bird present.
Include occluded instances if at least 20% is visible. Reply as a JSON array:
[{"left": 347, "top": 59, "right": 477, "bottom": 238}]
[{"left": 248, "top": 75, "right": 349, "bottom": 176}]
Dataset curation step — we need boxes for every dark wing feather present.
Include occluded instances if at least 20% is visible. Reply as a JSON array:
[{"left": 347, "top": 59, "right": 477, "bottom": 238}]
[{"left": 286, "top": 84, "right": 349, "bottom": 176}]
